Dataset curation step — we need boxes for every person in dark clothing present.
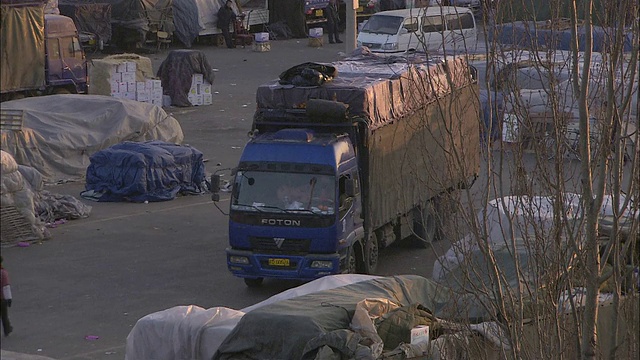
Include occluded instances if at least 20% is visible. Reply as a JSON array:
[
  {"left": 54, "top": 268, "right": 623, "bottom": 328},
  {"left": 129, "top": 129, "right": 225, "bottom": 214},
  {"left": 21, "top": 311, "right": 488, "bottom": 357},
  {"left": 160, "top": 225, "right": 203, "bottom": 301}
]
[
  {"left": 217, "top": 0, "right": 237, "bottom": 48},
  {"left": 326, "top": 0, "right": 342, "bottom": 44},
  {"left": 1, "top": 256, "right": 13, "bottom": 337}
]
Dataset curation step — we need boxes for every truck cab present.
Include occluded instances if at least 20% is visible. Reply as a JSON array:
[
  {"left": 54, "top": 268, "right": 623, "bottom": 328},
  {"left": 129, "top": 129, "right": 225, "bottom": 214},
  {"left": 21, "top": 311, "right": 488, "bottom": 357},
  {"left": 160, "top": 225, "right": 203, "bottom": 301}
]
[
  {"left": 226, "top": 126, "right": 364, "bottom": 286},
  {"left": 44, "top": 14, "right": 88, "bottom": 94}
]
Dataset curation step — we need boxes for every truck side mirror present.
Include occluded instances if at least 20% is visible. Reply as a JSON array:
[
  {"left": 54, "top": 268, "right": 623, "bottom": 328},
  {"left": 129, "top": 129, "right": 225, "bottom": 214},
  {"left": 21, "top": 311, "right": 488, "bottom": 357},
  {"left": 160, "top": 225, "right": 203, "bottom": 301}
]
[
  {"left": 211, "top": 174, "right": 221, "bottom": 202},
  {"left": 344, "top": 179, "right": 355, "bottom": 197}
]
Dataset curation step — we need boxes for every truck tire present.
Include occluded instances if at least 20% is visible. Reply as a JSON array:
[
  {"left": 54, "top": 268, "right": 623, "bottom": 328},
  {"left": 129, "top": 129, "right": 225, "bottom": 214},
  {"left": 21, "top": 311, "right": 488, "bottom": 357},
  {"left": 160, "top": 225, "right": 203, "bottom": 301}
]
[
  {"left": 413, "top": 201, "right": 437, "bottom": 248},
  {"left": 244, "top": 277, "right": 264, "bottom": 287},
  {"left": 363, "top": 233, "right": 379, "bottom": 274},
  {"left": 344, "top": 247, "right": 357, "bottom": 274}
]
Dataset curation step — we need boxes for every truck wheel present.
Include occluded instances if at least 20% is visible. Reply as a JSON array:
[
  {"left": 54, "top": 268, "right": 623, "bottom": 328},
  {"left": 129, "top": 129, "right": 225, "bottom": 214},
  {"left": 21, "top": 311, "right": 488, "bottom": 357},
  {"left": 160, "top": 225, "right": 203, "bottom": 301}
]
[
  {"left": 344, "top": 247, "right": 357, "bottom": 274},
  {"left": 244, "top": 277, "right": 264, "bottom": 287},
  {"left": 53, "top": 88, "right": 72, "bottom": 95},
  {"left": 413, "top": 201, "right": 437, "bottom": 248},
  {"left": 363, "top": 233, "right": 379, "bottom": 274}
]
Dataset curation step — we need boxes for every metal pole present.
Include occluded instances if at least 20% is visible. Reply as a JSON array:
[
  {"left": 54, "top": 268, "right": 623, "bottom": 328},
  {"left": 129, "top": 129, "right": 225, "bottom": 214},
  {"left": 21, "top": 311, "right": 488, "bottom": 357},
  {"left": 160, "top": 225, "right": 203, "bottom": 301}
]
[{"left": 345, "top": 0, "right": 357, "bottom": 54}]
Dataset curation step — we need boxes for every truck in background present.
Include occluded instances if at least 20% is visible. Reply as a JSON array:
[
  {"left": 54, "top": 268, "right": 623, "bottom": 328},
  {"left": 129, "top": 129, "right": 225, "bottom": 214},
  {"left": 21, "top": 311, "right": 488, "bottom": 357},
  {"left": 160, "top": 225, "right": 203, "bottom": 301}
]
[
  {"left": 0, "top": 0, "right": 88, "bottom": 101},
  {"left": 212, "top": 55, "right": 481, "bottom": 286},
  {"left": 304, "top": 0, "right": 329, "bottom": 26}
]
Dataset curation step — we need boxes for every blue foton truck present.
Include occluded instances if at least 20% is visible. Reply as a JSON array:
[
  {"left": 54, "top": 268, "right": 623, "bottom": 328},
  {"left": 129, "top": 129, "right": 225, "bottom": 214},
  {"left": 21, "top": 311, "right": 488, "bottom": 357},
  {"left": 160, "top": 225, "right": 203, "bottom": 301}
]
[{"left": 213, "top": 55, "right": 481, "bottom": 286}]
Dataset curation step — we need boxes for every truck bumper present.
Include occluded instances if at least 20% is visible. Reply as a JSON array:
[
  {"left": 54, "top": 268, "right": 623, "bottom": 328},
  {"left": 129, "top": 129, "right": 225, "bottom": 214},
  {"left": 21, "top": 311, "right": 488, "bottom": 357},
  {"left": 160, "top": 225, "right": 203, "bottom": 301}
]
[{"left": 226, "top": 248, "right": 341, "bottom": 281}]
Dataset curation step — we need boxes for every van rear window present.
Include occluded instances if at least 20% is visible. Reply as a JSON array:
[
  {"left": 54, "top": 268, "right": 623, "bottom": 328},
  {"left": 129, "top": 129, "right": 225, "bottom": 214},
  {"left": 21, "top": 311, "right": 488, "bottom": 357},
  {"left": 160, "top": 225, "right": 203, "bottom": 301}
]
[
  {"left": 421, "top": 15, "right": 444, "bottom": 32},
  {"left": 446, "top": 13, "right": 474, "bottom": 30}
]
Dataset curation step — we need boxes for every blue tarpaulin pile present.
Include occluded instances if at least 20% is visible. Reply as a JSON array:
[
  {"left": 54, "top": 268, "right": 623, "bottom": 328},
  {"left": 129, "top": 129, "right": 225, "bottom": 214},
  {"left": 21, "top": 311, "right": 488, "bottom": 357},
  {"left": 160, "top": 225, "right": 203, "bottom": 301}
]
[{"left": 84, "top": 141, "right": 206, "bottom": 202}]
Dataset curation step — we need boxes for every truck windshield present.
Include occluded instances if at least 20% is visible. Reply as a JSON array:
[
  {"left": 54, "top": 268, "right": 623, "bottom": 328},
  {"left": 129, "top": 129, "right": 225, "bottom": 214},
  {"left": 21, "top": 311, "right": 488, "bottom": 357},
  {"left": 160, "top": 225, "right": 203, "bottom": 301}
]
[
  {"left": 360, "top": 15, "right": 403, "bottom": 35},
  {"left": 232, "top": 171, "right": 336, "bottom": 215}
]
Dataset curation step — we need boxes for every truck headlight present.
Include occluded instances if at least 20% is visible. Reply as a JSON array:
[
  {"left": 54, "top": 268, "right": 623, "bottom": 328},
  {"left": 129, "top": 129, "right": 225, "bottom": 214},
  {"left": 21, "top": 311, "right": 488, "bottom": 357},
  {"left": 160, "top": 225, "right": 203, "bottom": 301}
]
[
  {"left": 310, "top": 260, "right": 333, "bottom": 269},
  {"left": 381, "top": 42, "right": 398, "bottom": 50},
  {"left": 229, "top": 256, "right": 249, "bottom": 264}
]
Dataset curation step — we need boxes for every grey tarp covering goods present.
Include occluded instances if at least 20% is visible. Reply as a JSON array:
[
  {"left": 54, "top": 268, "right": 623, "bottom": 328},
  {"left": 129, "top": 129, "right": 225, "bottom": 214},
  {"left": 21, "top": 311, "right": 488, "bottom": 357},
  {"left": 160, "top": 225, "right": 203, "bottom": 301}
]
[
  {"left": 157, "top": 50, "right": 215, "bottom": 107},
  {"left": 214, "top": 275, "right": 451, "bottom": 360},
  {"left": 58, "top": 2, "right": 112, "bottom": 43},
  {"left": 171, "top": 0, "right": 199, "bottom": 47},
  {"left": 84, "top": 140, "right": 206, "bottom": 202},
  {"left": 268, "top": 0, "right": 306, "bottom": 38},
  {"left": 0, "top": 95, "right": 184, "bottom": 183},
  {"left": 490, "top": 21, "right": 635, "bottom": 53},
  {"left": 0, "top": 4, "right": 46, "bottom": 92}
]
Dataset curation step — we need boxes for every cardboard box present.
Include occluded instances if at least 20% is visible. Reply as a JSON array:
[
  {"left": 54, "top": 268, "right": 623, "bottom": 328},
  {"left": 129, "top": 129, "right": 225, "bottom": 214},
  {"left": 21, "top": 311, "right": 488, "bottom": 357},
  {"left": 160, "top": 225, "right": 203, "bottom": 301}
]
[
  {"left": 150, "top": 79, "right": 162, "bottom": 89},
  {"left": 127, "top": 82, "right": 136, "bottom": 92},
  {"left": 162, "top": 95, "right": 172, "bottom": 107},
  {"left": 151, "top": 99, "right": 162, "bottom": 106},
  {"left": 309, "top": 27, "right": 323, "bottom": 38},
  {"left": 110, "top": 81, "right": 119, "bottom": 94},
  {"left": 121, "top": 72, "right": 136, "bottom": 82},
  {"left": 410, "top": 326, "right": 429, "bottom": 344},
  {"left": 111, "top": 92, "right": 123, "bottom": 98},
  {"left": 117, "top": 63, "right": 127, "bottom": 73},
  {"left": 118, "top": 82, "right": 128, "bottom": 93},
  {"left": 136, "top": 82, "right": 146, "bottom": 91},
  {"left": 203, "top": 93, "right": 213, "bottom": 105},
  {"left": 192, "top": 73, "right": 204, "bottom": 85},
  {"left": 252, "top": 41, "right": 271, "bottom": 52},
  {"left": 308, "top": 37, "right": 323, "bottom": 47},
  {"left": 123, "top": 92, "right": 136, "bottom": 100},
  {"left": 151, "top": 88, "right": 163, "bottom": 98},
  {"left": 189, "top": 85, "right": 198, "bottom": 95},
  {"left": 189, "top": 94, "right": 203, "bottom": 106},
  {"left": 126, "top": 61, "right": 137, "bottom": 72},
  {"left": 254, "top": 32, "right": 269, "bottom": 42},
  {"left": 136, "top": 90, "right": 150, "bottom": 102},
  {"left": 110, "top": 73, "right": 122, "bottom": 83},
  {"left": 198, "top": 83, "right": 212, "bottom": 94}
]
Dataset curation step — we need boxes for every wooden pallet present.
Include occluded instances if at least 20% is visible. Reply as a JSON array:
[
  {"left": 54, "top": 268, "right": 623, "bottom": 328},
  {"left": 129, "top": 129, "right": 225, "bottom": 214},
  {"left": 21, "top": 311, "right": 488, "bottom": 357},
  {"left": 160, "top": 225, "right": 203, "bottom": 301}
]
[
  {"left": 0, "top": 109, "right": 24, "bottom": 131},
  {"left": 0, "top": 206, "right": 42, "bottom": 247}
]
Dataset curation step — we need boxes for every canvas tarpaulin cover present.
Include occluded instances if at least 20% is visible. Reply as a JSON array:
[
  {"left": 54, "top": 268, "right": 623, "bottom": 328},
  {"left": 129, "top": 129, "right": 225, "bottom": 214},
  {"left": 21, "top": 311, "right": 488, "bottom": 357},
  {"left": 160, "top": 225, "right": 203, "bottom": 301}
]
[
  {"left": 58, "top": 2, "right": 112, "bottom": 43},
  {"left": 172, "top": 0, "right": 199, "bottom": 47},
  {"left": 84, "top": 140, "right": 206, "bottom": 202},
  {"left": 213, "top": 275, "right": 451, "bottom": 360},
  {"left": 255, "top": 53, "right": 472, "bottom": 131},
  {"left": 0, "top": 5, "right": 46, "bottom": 92},
  {"left": 157, "top": 49, "right": 215, "bottom": 107},
  {"left": 0, "top": 95, "right": 184, "bottom": 183}
]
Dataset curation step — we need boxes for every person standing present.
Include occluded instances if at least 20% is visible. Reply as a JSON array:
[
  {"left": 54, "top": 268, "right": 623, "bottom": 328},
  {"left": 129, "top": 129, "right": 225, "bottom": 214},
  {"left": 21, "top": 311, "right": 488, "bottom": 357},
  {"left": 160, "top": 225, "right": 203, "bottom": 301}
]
[
  {"left": 217, "top": 0, "right": 237, "bottom": 48},
  {"left": 1, "top": 256, "right": 13, "bottom": 337},
  {"left": 326, "top": 0, "right": 342, "bottom": 44}
]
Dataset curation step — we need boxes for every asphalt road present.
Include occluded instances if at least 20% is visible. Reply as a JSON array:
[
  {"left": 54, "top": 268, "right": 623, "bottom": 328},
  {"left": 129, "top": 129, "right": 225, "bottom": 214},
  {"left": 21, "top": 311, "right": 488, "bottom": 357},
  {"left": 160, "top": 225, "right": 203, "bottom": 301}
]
[{"left": 0, "top": 37, "right": 452, "bottom": 359}]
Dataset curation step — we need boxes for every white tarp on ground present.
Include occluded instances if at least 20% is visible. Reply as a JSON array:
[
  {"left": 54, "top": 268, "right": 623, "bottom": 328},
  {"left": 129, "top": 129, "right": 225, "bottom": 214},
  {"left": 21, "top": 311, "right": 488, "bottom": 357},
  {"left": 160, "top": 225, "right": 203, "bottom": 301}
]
[
  {"left": 0, "top": 95, "right": 184, "bottom": 183},
  {"left": 125, "top": 275, "right": 380, "bottom": 360}
]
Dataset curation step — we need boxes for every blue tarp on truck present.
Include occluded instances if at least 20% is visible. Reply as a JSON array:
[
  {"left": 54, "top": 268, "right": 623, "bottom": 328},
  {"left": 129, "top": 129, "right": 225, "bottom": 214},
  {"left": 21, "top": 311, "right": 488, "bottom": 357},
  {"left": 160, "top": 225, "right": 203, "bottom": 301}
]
[{"left": 84, "top": 140, "right": 206, "bottom": 202}]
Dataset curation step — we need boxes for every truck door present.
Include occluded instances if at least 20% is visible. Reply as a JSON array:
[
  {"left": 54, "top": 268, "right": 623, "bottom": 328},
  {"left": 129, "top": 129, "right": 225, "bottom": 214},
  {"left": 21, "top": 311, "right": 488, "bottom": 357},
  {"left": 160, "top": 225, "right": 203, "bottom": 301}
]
[{"left": 48, "top": 36, "right": 86, "bottom": 88}]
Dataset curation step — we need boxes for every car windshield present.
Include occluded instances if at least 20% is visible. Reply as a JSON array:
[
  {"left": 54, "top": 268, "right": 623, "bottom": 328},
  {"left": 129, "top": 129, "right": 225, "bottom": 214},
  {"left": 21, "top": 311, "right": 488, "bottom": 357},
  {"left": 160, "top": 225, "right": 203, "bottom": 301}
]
[
  {"left": 232, "top": 171, "right": 336, "bottom": 215},
  {"left": 361, "top": 15, "right": 403, "bottom": 35}
]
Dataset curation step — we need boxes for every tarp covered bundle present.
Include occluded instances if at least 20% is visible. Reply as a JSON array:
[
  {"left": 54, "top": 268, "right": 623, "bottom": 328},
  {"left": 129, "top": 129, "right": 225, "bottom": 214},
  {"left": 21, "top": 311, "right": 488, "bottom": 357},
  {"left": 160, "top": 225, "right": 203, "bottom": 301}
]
[
  {"left": 0, "top": 95, "right": 184, "bottom": 183},
  {"left": 89, "top": 53, "right": 156, "bottom": 96},
  {"left": 255, "top": 53, "right": 474, "bottom": 131},
  {"left": 58, "top": 2, "right": 112, "bottom": 43},
  {"left": 157, "top": 49, "right": 215, "bottom": 107},
  {"left": 214, "top": 275, "right": 450, "bottom": 360},
  {"left": 0, "top": 150, "right": 49, "bottom": 245},
  {"left": 84, "top": 140, "right": 206, "bottom": 202}
]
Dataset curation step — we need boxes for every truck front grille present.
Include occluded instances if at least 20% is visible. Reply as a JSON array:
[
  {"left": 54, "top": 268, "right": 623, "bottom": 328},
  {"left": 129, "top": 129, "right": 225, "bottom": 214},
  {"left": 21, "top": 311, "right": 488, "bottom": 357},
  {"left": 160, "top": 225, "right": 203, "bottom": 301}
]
[{"left": 249, "top": 237, "right": 310, "bottom": 255}]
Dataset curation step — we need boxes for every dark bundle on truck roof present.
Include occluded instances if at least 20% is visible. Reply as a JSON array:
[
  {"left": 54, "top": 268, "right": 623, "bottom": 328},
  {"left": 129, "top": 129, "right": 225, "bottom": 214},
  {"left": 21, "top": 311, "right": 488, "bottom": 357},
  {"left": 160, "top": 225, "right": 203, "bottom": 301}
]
[{"left": 214, "top": 53, "right": 481, "bottom": 287}]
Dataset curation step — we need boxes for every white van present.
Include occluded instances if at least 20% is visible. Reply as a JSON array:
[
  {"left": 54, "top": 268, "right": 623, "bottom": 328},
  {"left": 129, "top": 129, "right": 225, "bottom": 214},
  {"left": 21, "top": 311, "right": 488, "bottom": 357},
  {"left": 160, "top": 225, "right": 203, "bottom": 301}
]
[{"left": 356, "top": 6, "right": 477, "bottom": 54}]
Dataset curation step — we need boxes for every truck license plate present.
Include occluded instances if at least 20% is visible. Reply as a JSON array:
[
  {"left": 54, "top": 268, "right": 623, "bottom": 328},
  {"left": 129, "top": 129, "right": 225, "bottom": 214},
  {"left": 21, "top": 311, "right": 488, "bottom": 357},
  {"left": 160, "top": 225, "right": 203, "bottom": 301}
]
[
  {"left": 315, "top": 9, "right": 323, "bottom": 17},
  {"left": 268, "top": 258, "right": 290, "bottom": 266}
]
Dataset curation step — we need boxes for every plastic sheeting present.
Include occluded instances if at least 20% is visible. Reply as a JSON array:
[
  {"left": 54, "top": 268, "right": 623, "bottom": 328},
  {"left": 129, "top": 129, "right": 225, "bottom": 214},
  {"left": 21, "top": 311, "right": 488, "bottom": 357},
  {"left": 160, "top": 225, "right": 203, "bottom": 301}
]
[
  {"left": 157, "top": 50, "right": 215, "bottom": 107},
  {"left": 214, "top": 275, "right": 451, "bottom": 360},
  {"left": 0, "top": 5, "right": 46, "bottom": 93},
  {"left": 255, "top": 53, "right": 473, "bottom": 131},
  {"left": 84, "top": 140, "right": 206, "bottom": 202},
  {"left": 172, "top": 0, "right": 200, "bottom": 47},
  {"left": 58, "top": 2, "right": 112, "bottom": 43},
  {"left": 0, "top": 95, "right": 184, "bottom": 183}
]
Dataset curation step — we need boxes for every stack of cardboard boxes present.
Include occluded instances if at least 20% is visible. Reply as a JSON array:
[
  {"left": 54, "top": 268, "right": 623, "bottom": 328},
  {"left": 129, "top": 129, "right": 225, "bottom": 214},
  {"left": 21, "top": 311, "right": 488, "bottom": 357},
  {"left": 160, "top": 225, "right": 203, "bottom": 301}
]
[
  {"left": 108, "top": 61, "right": 164, "bottom": 106},
  {"left": 187, "top": 74, "right": 213, "bottom": 106},
  {"left": 252, "top": 32, "right": 270, "bottom": 52},
  {"left": 308, "top": 28, "right": 323, "bottom": 47}
]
